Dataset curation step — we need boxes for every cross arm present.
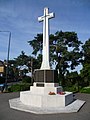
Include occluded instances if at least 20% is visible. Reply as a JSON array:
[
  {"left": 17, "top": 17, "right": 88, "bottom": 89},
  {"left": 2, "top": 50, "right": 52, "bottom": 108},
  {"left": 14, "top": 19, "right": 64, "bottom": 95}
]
[
  {"left": 48, "top": 12, "right": 55, "bottom": 19},
  {"left": 38, "top": 16, "right": 44, "bottom": 22}
]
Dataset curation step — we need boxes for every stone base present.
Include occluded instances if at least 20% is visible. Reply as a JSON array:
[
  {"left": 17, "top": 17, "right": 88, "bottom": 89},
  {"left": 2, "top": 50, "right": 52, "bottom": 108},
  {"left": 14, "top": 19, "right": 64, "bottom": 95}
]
[
  {"left": 9, "top": 97, "right": 85, "bottom": 114},
  {"left": 20, "top": 91, "right": 73, "bottom": 108},
  {"left": 9, "top": 82, "right": 85, "bottom": 114},
  {"left": 30, "top": 82, "right": 63, "bottom": 95}
]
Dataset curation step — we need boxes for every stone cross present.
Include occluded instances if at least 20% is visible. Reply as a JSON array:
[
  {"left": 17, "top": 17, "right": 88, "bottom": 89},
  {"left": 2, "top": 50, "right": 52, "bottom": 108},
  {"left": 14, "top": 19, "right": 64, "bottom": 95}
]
[{"left": 38, "top": 7, "right": 54, "bottom": 70}]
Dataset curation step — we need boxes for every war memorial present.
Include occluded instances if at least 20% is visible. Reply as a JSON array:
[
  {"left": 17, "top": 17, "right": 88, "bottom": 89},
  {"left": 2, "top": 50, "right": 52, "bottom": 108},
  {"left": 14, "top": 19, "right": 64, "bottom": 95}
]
[{"left": 9, "top": 7, "right": 85, "bottom": 114}]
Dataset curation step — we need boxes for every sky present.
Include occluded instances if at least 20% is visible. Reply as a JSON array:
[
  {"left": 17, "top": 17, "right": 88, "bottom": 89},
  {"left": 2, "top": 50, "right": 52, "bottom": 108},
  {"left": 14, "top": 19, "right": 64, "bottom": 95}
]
[{"left": 0, "top": 0, "right": 90, "bottom": 62}]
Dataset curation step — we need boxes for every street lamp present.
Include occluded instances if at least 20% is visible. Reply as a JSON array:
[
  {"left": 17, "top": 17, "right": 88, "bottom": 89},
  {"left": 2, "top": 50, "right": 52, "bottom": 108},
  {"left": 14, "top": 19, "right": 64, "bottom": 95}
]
[{"left": 0, "top": 31, "right": 11, "bottom": 89}]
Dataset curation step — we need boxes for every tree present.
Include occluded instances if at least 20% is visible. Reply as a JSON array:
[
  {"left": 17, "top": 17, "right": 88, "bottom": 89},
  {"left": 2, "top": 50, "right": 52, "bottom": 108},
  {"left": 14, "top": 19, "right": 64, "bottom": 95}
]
[
  {"left": 14, "top": 51, "right": 30, "bottom": 66},
  {"left": 13, "top": 51, "right": 41, "bottom": 80},
  {"left": 28, "top": 31, "right": 83, "bottom": 86},
  {"left": 82, "top": 39, "right": 90, "bottom": 64},
  {"left": 28, "top": 34, "right": 43, "bottom": 56},
  {"left": 8, "top": 51, "right": 31, "bottom": 80},
  {"left": 80, "top": 39, "right": 90, "bottom": 86},
  {"left": 50, "top": 31, "right": 82, "bottom": 85},
  {"left": 65, "top": 71, "right": 81, "bottom": 91}
]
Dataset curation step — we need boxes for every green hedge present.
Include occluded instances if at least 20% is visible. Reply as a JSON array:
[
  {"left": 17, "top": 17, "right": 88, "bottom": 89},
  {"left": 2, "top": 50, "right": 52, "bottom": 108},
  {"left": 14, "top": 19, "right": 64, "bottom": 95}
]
[
  {"left": 22, "top": 76, "right": 31, "bottom": 83},
  {"left": 8, "top": 83, "right": 31, "bottom": 92},
  {"left": 63, "top": 85, "right": 78, "bottom": 93},
  {"left": 80, "top": 87, "right": 90, "bottom": 94},
  {"left": 64, "top": 85, "right": 90, "bottom": 94}
]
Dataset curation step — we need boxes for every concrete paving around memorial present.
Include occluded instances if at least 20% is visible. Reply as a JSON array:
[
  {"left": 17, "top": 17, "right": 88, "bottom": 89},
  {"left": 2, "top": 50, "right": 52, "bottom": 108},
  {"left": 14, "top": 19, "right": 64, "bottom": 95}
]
[{"left": 0, "top": 92, "right": 90, "bottom": 120}]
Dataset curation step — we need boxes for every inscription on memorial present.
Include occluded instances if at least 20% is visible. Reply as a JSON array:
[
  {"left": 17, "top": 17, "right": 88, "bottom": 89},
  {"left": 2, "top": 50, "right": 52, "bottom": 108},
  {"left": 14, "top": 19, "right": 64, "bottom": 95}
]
[{"left": 34, "top": 70, "right": 58, "bottom": 84}]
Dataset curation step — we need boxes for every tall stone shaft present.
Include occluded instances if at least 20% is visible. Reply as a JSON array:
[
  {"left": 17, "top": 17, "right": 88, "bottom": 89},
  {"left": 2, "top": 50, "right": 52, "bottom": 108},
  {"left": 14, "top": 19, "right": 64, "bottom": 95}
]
[{"left": 38, "top": 7, "right": 54, "bottom": 70}]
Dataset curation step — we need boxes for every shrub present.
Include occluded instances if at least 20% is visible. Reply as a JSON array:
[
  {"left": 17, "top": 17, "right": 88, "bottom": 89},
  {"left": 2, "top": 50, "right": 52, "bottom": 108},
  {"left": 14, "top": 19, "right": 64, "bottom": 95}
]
[
  {"left": 80, "top": 86, "right": 90, "bottom": 94},
  {"left": 63, "top": 85, "right": 78, "bottom": 92},
  {"left": 8, "top": 83, "right": 31, "bottom": 92},
  {"left": 22, "top": 76, "right": 31, "bottom": 83}
]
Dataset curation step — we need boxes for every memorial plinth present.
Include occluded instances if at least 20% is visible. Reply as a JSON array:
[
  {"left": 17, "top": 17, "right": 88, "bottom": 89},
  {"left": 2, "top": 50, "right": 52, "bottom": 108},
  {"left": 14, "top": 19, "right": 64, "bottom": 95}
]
[{"left": 20, "top": 91, "right": 73, "bottom": 108}]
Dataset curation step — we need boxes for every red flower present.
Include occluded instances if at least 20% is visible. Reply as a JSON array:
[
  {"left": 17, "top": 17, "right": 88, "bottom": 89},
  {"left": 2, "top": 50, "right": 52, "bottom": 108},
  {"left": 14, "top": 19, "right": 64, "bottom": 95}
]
[
  {"left": 48, "top": 91, "right": 56, "bottom": 95},
  {"left": 57, "top": 92, "right": 65, "bottom": 95}
]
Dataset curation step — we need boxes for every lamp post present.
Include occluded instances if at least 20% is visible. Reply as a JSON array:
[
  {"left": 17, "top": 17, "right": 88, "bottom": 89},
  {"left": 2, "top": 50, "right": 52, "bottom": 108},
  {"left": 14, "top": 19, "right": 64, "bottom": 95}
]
[{"left": 0, "top": 31, "right": 11, "bottom": 90}]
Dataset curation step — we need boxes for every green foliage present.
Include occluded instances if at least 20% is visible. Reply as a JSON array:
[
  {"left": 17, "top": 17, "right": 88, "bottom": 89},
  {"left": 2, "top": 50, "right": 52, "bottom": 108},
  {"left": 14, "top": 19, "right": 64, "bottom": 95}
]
[
  {"left": 63, "top": 85, "right": 79, "bottom": 92},
  {"left": 65, "top": 71, "right": 79, "bottom": 85},
  {"left": 28, "top": 31, "right": 83, "bottom": 86},
  {"left": 80, "top": 64, "right": 90, "bottom": 86},
  {"left": 53, "top": 31, "right": 82, "bottom": 72},
  {"left": 14, "top": 51, "right": 30, "bottom": 66},
  {"left": 80, "top": 39, "right": 90, "bottom": 86},
  {"left": 32, "top": 55, "right": 42, "bottom": 70},
  {"left": 63, "top": 71, "right": 81, "bottom": 92},
  {"left": 80, "top": 87, "right": 90, "bottom": 94},
  {"left": 3, "top": 31, "right": 90, "bottom": 91},
  {"left": 22, "top": 76, "right": 31, "bottom": 83},
  {"left": 8, "top": 75, "right": 32, "bottom": 93},
  {"left": 8, "top": 83, "right": 31, "bottom": 92},
  {"left": 82, "top": 39, "right": 90, "bottom": 63},
  {"left": 55, "top": 31, "right": 82, "bottom": 85},
  {"left": 28, "top": 34, "right": 43, "bottom": 55}
]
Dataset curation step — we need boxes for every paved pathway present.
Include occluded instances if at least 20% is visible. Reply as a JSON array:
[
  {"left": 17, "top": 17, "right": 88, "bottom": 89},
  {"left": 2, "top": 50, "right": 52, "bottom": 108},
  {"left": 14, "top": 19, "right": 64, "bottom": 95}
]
[{"left": 0, "top": 92, "right": 90, "bottom": 120}]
